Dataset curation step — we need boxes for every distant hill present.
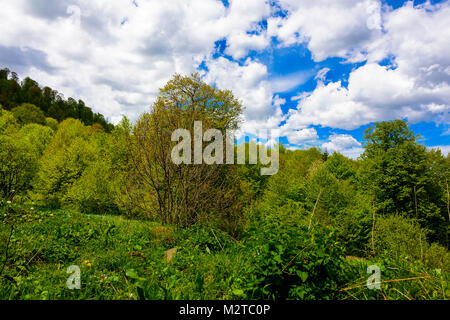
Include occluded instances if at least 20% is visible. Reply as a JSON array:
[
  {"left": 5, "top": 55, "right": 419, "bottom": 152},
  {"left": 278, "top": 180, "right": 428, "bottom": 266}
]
[{"left": 0, "top": 68, "right": 114, "bottom": 132}]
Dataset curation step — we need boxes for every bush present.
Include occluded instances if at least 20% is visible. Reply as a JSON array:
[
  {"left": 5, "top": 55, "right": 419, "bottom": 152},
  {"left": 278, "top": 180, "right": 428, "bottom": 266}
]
[
  {"left": 241, "top": 206, "right": 348, "bottom": 299},
  {"left": 373, "top": 214, "right": 426, "bottom": 261},
  {"left": 424, "top": 243, "right": 450, "bottom": 270}
]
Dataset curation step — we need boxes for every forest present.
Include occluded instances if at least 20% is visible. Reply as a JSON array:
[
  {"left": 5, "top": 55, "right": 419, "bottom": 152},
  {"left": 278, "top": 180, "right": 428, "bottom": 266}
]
[
  {"left": 0, "top": 68, "right": 113, "bottom": 132},
  {"left": 0, "top": 71, "right": 449, "bottom": 300}
]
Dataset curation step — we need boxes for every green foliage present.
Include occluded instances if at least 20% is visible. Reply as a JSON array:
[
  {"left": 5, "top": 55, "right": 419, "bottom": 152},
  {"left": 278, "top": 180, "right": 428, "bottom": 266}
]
[
  {"left": 0, "top": 134, "right": 38, "bottom": 199},
  {"left": 33, "top": 119, "right": 96, "bottom": 206},
  {"left": 359, "top": 119, "right": 448, "bottom": 244},
  {"left": 363, "top": 119, "right": 417, "bottom": 156},
  {"left": 241, "top": 206, "right": 348, "bottom": 299},
  {"left": 0, "top": 68, "right": 113, "bottom": 131},
  {"left": 340, "top": 255, "right": 448, "bottom": 300},
  {"left": 125, "top": 73, "right": 244, "bottom": 229},
  {"left": 0, "top": 107, "right": 18, "bottom": 134},
  {"left": 1, "top": 73, "right": 449, "bottom": 301},
  {"left": 11, "top": 103, "right": 46, "bottom": 125},
  {"left": 28, "top": 116, "right": 126, "bottom": 215},
  {"left": 325, "top": 152, "right": 357, "bottom": 181},
  {"left": 373, "top": 214, "right": 450, "bottom": 270},
  {"left": 374, "top": 215, "right": 427, "bottom": 261},
  {"left": 65, "top": 157, "right": 120, "bottom": 215},
  {"left": 19, "top": 123, "right": 53, "bottom": 155},
  {"left": 45, "top": 117, "right": 58, "bottom": 131},
  {"left": 0, "top": 207, "right": 249, "bottom": 300}
]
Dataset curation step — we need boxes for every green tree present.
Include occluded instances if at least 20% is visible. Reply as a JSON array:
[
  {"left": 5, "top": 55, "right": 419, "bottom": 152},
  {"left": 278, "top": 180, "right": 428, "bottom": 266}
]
[
  {"left": 19, "top": 123, "right": 54, "bottom": 155},
  {"left": 359, "top": 120, "right": 448, "bottom": 244},
  {"left": 325, "top": 152, "right": 356, "bottom": 181},
  {"left": 0, "top": 107, "right": 18, "bottom": 134},
  {"left": 126, "top": 73, "right": 244, "bottom": 230},
  {"left": 11, "top": 103, "right": 46, "bottom": 125},
  {"left": 0, "top": 134, "right": 38, "bottom": 199},
  {"left": 45, "top": 117, "right": 59, "bottom": 131},
  {"left": 33, "top": 119, "right": 94, "bottom": 206}
]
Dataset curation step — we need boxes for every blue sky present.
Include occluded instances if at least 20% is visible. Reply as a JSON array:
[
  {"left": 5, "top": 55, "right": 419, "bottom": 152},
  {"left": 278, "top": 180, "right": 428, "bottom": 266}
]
[{"left": 0, "top": 0, "right": 448, "bottom": 157}]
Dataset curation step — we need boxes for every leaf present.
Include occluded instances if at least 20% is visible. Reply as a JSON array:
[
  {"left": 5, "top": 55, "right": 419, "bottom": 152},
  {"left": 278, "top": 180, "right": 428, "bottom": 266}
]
[
  {"left": 296, "top": 271, "right": 308, "bottom": 282},
  {"left": 125, "top": 269, "right": 139, "bottom": 280},
  {"left": 233, "top": 289, "right": 244, "bottom": 296}
]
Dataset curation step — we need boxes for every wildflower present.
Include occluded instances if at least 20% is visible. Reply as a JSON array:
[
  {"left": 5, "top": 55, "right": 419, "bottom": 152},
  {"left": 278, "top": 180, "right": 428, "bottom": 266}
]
[
  {"left": 83, "top": 259, "right": 92, "bottom": 267},
  {"left": 30, "top": 207, "right": 34, "bottom": 210},
  {"left": 6, "top": 201, "right": 11, "bottom": 204},
  {"left": 50, "top": 213, "right": 54, "bottom": 217}
]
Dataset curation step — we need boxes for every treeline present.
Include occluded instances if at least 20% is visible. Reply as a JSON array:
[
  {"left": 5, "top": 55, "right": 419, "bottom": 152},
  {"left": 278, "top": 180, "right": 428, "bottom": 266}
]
[
  {"left": 0, "top": 68, "right": 113, "bottom": 132},
  {"left": 1, "top": 73, "right": 449, "bottom": 299}
]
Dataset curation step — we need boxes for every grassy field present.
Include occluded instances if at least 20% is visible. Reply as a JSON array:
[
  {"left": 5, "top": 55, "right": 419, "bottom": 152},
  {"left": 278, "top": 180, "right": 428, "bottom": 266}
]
[
  {"left": 0, "top": 206, "right": 250, "bottom": 300},
  {"left": 1, "top": 204, "right": 448, "bottom": 300}
]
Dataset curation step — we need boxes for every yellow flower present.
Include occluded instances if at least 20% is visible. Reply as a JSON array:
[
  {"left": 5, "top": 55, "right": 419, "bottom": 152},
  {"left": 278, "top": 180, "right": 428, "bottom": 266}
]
[
  {"left": 50, "top": 213, "right": 54, "bottom": 217},
  {"left": 83, "top": 259, "right": 92, "bottom": 267}
]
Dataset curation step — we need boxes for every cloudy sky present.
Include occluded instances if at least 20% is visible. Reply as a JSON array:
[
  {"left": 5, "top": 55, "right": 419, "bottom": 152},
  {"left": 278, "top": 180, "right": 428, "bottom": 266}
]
[{"left": 0, "top": 0, "right": 449, "bottom": 157}]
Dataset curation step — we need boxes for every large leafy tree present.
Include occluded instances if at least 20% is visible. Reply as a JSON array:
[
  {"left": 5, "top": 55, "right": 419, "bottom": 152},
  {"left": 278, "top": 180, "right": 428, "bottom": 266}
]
[
  {"left": 125, "top": 73, "right": 244, "bottom": 231},
  {"left": 359, "top": 120, "right": 448, "bottom": 244}
]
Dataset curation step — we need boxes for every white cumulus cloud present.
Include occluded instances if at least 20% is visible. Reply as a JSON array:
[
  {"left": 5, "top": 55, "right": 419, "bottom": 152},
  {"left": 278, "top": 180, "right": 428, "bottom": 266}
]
[{"left": 322, "top": 134, "right": 364, "bottom": 159}]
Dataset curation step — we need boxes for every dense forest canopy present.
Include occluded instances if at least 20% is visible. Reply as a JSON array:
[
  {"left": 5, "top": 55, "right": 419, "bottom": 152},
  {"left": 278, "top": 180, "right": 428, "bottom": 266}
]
[{"left": 0, "top": 68, "right": 113, "bottom": 132}]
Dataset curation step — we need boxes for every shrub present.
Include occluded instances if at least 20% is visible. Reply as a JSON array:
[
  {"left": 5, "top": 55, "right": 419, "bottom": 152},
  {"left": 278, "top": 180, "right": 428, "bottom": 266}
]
[
  {"left": 241, "top": 206, "right": 347, "bottom": 299},
  {"left": 373, "top": 214, "right": 426, "bottom": 261},
  {"left": 424, "top": 243, "right": 450, "bottom": 270}
]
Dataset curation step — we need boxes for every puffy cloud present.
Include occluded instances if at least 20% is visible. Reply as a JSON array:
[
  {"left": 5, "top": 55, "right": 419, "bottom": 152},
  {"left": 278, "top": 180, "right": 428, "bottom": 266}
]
[
  {"left": 286, "top": 128, "right": 318, "bottom": 145},
  {"left": 205, "top": 57, "right": 317, "bottom": 138},
  {"left": 222, "top": 0, "right": 272, "bottom": 59},
  {"left": 204, "top": 57, "right": 273, "bottom": 121},
  {"left": 322, "top": 134, "right": 364, "bottom": 159},
  {"left": 0, "top": 0, "right": 448, "bottom": 145},
  {"left": 284, "top": 2, "right": 450, "bottom": 130},
  {"left": 0, "top": 0, "right": 272, "bottom": 123},
  {"left": 268, "top": 0, "right": 383, "bottom": 62}
]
